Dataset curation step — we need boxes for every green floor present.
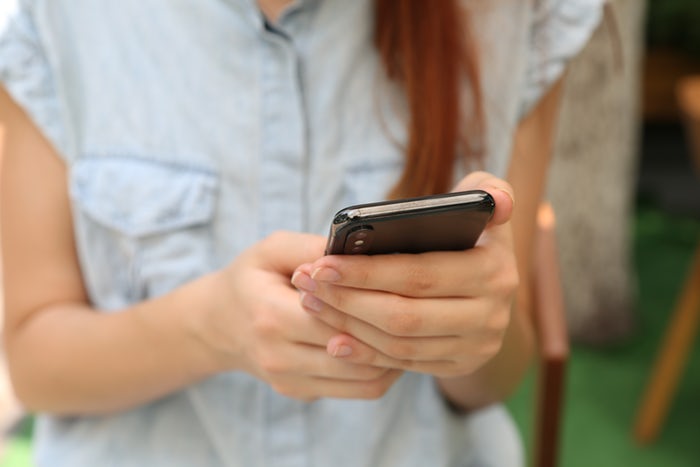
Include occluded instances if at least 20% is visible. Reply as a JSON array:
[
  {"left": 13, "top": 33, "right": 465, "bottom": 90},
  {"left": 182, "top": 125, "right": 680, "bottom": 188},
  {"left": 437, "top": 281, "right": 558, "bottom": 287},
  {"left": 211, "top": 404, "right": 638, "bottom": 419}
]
[
  {"left": 2, "top": 203, "right": 699, "bottom": 466},
  {"left": 509, "top": 203, "right": 700, "bottom": 466}
]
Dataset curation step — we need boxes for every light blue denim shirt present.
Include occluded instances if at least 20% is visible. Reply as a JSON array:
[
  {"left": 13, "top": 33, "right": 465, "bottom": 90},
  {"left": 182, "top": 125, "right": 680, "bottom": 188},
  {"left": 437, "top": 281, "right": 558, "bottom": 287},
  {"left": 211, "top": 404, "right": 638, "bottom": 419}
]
[{"left": 0, "top": 0, "right": 602, "bottom": 465}]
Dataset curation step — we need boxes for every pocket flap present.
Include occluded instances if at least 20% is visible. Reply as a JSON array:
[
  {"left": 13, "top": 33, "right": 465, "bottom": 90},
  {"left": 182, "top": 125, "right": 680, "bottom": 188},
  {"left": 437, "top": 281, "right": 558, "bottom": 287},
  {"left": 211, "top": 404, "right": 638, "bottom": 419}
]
[{"left": 70, "top": 157, "right": 218, "bottom": 237}]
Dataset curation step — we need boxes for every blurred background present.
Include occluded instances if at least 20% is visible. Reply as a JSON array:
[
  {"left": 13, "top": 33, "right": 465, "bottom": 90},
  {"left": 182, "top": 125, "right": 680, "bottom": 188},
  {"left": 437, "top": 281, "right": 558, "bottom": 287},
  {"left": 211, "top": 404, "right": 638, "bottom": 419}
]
[
  {"left": 1, "top": 0, "right": 700, "bottom": 466},
  {"left": 511, "top": 0, "right": 700, "bottom": 466}
]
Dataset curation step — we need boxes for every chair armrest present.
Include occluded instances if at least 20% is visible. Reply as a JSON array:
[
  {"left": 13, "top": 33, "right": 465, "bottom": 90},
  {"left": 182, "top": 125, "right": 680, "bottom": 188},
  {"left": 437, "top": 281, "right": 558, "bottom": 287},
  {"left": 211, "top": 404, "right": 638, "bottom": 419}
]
[{"left": 533, "top": 203, "right": 570, "bottom": 363}]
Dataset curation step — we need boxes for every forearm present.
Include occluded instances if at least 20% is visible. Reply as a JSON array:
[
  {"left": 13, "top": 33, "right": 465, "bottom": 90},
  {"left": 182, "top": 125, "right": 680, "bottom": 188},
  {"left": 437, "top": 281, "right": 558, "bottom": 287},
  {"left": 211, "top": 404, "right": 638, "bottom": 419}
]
[
  {"left": 4, "top": 273, "right": 221, "bottom": 416},
  {"left": 435, "top": 305, "right": 534, "bottom": 410}
]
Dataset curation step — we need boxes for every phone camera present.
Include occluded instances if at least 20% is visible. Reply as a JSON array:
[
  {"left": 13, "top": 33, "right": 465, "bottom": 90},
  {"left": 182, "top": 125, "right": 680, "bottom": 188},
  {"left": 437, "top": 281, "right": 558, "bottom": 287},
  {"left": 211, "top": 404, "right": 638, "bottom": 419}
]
[{"left": 344, "top": 225, "right": 374, "bottom": 254}]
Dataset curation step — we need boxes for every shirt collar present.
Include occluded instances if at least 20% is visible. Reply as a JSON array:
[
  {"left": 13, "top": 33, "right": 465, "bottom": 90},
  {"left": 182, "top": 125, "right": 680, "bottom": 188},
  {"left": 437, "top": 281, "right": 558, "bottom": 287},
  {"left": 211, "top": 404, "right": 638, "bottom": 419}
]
[{"left": 237, "top": 0, "right": 320, "bottom": 30}]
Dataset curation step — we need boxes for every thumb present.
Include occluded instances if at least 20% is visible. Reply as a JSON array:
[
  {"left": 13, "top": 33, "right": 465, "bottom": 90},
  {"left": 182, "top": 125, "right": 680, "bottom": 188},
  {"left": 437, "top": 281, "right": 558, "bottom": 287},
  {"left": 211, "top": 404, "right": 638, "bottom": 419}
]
[
  {"left": 256, "top": 231, "right": 327, "bottom": 275},
  {"left": 452, "top": 171, "right": 514, "bottom": 226}
]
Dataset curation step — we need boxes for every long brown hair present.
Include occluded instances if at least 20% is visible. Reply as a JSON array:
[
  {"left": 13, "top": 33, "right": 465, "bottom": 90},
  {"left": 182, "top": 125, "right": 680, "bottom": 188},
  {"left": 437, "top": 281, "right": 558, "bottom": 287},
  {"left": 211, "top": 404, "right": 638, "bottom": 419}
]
[{"left": 374, "top": 0, "right": 484, "bottom": 198}]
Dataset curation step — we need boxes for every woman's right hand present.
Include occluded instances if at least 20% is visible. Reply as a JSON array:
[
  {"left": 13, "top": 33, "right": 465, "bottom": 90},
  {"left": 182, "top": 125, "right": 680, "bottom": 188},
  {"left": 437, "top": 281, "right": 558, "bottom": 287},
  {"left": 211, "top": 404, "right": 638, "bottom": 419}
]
[{"left": 192, "top": 231, "right": 403, "bottom": 401}]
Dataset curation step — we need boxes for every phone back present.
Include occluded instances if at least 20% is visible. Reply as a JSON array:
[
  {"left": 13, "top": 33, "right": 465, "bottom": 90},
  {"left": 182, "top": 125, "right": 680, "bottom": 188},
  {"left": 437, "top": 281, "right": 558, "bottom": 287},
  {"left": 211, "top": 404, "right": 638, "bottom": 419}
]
[{"left": 325, "top": 191, "right": 494, "bottom": 255}]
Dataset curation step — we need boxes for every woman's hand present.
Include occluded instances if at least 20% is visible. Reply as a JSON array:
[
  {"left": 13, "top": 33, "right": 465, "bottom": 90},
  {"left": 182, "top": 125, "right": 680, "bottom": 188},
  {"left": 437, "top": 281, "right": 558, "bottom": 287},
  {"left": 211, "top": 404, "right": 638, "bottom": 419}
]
[
  {"left": 291, "top": 172, "right": 518, "bottom": 378},
  {"left": 193, "top": 231, "right": 402, "bottom": 401}
]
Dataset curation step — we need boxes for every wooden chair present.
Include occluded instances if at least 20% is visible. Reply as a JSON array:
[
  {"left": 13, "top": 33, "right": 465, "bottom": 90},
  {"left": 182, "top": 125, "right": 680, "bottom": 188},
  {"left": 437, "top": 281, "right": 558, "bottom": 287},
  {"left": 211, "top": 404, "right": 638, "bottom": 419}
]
[
  {"left": 530, "top": 203, "right": 570, "bottom": 467},
  {"left": 632, "top": 77, "right": 700, "bottom": 444}
]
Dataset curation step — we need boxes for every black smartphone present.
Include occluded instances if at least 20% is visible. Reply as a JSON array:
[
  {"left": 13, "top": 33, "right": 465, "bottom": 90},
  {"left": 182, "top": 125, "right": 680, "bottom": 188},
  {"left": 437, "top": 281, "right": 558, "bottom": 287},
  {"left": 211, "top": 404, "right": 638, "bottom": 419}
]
[{"left": 324, "top": 190, "right": 495, "bottom": 255}]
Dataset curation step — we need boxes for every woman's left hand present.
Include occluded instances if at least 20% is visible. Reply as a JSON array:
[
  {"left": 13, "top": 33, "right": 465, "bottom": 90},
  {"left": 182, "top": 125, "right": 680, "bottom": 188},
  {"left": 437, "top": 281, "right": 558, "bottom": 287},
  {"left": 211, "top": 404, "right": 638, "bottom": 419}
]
[{"left": 291, "top": 172, "right": 519, "bottom": 378}]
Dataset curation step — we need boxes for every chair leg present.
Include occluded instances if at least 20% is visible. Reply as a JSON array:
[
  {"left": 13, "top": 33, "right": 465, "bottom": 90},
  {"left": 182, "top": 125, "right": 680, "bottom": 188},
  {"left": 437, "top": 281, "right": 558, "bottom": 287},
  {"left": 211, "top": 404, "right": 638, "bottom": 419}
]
[
  {"left": 534, "top": 359, "right": 567, "bottom": 467},
  {"left": 633, "top": 240, "right": 700, "bottom": 444},
  {"left": 532, "top": 203, "right": 569, "bottom": 467}
]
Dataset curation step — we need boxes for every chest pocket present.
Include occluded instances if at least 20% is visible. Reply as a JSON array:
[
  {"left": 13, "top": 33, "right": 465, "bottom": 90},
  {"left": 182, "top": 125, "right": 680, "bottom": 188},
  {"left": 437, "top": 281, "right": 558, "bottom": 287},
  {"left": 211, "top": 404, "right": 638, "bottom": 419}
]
[{"left": 70, "top": 156, "right": 219, "bottom": 309}]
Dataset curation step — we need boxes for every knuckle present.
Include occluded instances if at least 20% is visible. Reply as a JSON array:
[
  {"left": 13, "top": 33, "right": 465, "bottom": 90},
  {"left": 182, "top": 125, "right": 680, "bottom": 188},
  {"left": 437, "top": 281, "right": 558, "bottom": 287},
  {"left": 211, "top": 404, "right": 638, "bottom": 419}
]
[
  {"left": 385, "top": 308, "right": 423, "bottom": 336},
  {"left": 355, "top": 265, "right": 372, "bottom": 288},
  {"left": 455, "top": 170, "right": 490, "bottom": 191},
  {"left": 351, "top": 346, "right": 378, "bottom": 366},
  {"left": 484, "top": 307, "right": 511, "bottom": 335},
  {"left": 403, "top": 264, "right": 435, "bottom": 293},
  {"left": 381, "top": 295, "right": 421, "bottom": 335},
  {"left": 384, "top": 338, "right": 415, "bottom": 360},
  {"left": 258, "top": 352, "right": 287, "bottom": 375},
  {"left": 499, "top": 261, "right": 520, "bottom": 296},
  {"left": 265, "top": 231, "right": 288, "bottom": 248},
  {"left": 259, "top": 232, "right": 281, "bottom": 257},
  {"left": 362, "top": 380, "right": 391, "bottom": 400},
  {"left": 441, "top": 339, "right": 463, "bottom": 361},
  {"left": 497, "top": 309, "right": 512, "bottom": 332},
  {"left": 479, "top": 335, "right": 504, "bottom": 359},
  {"left": 252, "top": 311, "right": 281, "bottom": 340}
]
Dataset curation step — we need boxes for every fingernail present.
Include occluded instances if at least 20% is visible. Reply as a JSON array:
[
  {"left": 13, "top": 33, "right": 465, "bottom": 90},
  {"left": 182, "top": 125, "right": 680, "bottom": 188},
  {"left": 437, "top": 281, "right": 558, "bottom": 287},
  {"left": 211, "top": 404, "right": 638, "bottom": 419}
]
[
  {"left": 311, "top": 267, "right": 341, "bottom": 283},
  {"left": 292, "top": 271, "right": 317, "bottom": 292},
  {"left": 496, "top": 187, "right": 515, "bottom": 209},
  {"left": 300, "top": 291, "right": 323, "bottom": 313},
  {"left": 331, "top": 345, "right": 353, "bottom": 358}
]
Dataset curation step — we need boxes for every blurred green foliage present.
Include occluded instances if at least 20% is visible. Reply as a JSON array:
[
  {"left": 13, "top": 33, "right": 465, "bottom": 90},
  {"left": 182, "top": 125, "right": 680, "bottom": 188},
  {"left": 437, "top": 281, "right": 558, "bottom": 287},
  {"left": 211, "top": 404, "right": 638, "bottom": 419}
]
[{"left": 647, "top": 0, "right": 700, "bottom": 57}]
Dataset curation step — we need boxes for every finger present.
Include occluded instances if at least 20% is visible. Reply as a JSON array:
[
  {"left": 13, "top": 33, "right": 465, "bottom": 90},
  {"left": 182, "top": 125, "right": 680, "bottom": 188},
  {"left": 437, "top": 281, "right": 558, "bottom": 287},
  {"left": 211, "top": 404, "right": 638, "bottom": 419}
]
[
  {"left": 325, "top": 334, "right": 479, "bottom": 378},
  {"left": 269, "top": 342, "right": 392, "bottom": 381},
  {"left": 295, "top": 245, "right": 514, "bottom": 298},
  {"left": 290, "top": 262, "right": 315, "bottom": 292},
  {"left": 453, "top": 172, "right": 516, "bottom": 255},
  {"left": 298, "top": 285, "right": 497, "bottom": 338},
  {"left": 263, "top": 284, "right": 343, "bottom": 347},
  {"left": 274, "top": 369, "right": 404, "bottom": 401},
  {"left": 452, "top": 171, "right": 514, "bottom": 226},
  {"left": 257, "top": 231, "right": 327, "bottom": 275},
  {"left": 323, "top": 324, "right": 472, "bottom": 362},
  {"left": 308, "top": 369, "right": 404, "bottom": 400}
]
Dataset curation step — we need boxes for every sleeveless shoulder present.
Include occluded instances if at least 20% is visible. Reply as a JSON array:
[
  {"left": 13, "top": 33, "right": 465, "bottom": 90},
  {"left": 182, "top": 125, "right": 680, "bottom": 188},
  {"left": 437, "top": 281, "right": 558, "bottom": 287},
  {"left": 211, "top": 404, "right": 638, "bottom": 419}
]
[{"left": 520, "top": 0, "right": 605, "bottom": 115}]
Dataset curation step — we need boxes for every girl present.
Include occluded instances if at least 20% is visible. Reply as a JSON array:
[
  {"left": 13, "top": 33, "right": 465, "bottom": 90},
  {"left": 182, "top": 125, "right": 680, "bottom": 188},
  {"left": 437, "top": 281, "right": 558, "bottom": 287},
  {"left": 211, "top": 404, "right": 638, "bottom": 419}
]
[{"left": 0, "top": 0, "right": 603, "bottom": 465}]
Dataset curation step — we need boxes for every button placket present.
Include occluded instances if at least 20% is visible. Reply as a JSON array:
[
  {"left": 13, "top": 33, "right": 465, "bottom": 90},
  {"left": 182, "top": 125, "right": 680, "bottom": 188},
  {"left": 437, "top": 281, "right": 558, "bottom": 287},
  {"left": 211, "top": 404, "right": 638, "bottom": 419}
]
[
  {"left": 258, "top": 26, "right": 309, "bottom": 237},
  {"left": 257, "top": 25, "right": 311, "bottom": 467}
]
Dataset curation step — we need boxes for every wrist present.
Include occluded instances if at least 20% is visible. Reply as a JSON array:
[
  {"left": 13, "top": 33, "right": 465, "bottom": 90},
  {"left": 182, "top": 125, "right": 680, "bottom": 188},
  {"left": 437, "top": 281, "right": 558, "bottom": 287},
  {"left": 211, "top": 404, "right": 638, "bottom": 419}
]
[{"left": 178, "top": 270, "right": 243, "bottom": 376}]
